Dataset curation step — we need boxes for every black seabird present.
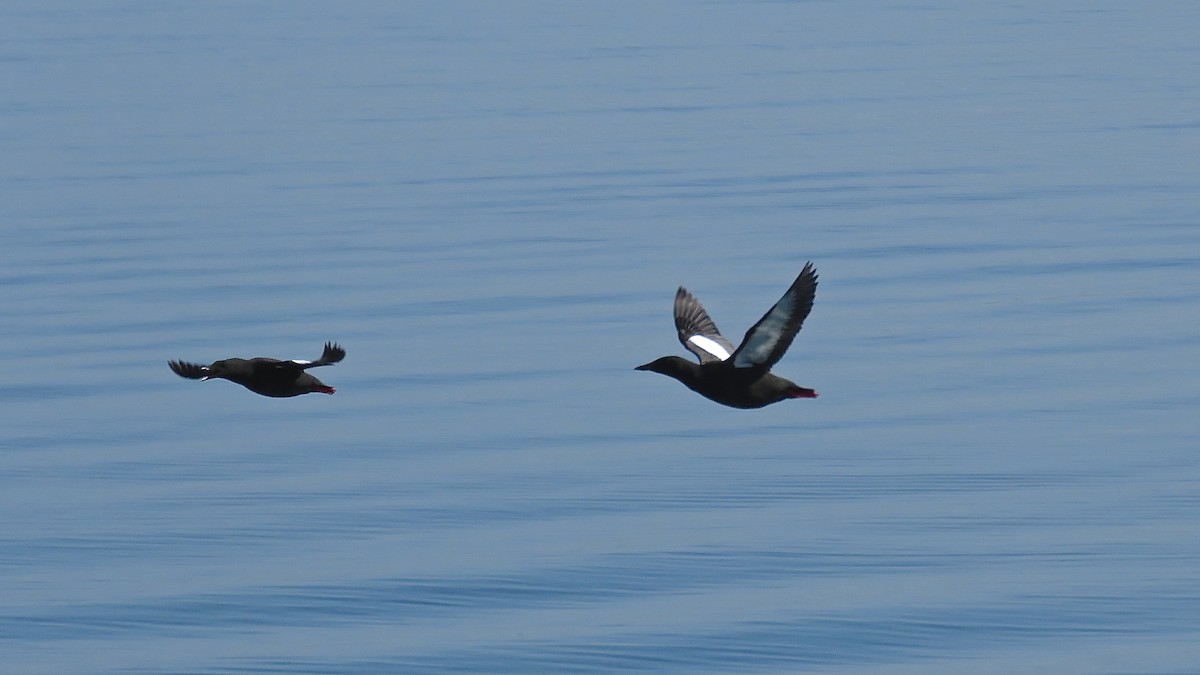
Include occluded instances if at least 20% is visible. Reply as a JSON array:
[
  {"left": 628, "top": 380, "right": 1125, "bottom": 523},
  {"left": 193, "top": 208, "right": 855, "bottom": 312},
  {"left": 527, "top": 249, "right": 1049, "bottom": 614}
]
[
  {"left": 636, "top": 263, "right": 818, "bottom": 408},
  {"left": 169, "top": 342, "right": 345, "bottom": 398}
]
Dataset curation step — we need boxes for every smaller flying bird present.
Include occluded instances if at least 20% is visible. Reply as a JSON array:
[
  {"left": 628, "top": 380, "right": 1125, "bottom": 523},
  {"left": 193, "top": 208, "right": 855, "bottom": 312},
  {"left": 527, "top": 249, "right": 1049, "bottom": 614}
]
[
  {"left": 636, "top": 263, "right": 818, "bottom": 409},
  {"left": 168, "top": 342, "right": 345, "bottom": 398}
]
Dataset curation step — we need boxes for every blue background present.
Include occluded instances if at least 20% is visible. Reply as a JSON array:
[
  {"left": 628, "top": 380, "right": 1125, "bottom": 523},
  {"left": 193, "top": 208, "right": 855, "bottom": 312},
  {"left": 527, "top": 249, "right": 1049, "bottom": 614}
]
[{"left": 3, "top": 3, "right": 1199, "bottom": 673}]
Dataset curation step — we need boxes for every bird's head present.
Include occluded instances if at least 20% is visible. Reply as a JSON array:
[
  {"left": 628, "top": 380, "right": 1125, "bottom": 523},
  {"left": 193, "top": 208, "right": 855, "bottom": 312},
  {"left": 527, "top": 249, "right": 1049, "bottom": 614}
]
[{"left": 634, "top": 356, "right": 696, "bottom": 380}]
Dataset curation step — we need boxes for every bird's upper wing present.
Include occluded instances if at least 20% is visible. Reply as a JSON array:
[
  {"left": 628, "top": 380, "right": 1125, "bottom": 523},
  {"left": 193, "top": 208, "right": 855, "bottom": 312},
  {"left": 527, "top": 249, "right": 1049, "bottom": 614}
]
[
  {"left": 168, "top": 360, "right": 212, "bottom": 380},
  {"left": 288, "top": 341, "right": 346, "bottom": 370},
  {"left": 674, "top": 287, "right": 737, "bottom": 364},
  {"left": 729, "top": 262, "right": 818, "bottom": 371}
]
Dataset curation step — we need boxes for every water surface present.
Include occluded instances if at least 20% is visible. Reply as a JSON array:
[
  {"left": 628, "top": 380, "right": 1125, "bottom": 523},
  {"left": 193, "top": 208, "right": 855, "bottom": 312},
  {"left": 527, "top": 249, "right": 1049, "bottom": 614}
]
[{"left": 3, "top": 2, "right": 1199, "bottom": 673}]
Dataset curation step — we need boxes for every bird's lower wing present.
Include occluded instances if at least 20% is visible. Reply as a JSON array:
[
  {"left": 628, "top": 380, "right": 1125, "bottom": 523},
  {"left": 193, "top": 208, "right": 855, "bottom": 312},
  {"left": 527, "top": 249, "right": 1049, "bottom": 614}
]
[
  {"left": 674, "top": 287, "right": 736, "bottom": 364},
  {"left": 168, "top": 360, "right": 211, "bottom": 380}
]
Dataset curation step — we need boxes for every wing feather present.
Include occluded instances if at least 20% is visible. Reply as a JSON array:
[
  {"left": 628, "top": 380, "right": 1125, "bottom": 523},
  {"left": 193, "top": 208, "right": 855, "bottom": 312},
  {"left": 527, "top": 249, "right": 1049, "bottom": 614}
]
[
  {"left": 730, "top": 262, "right": 818, "bottom": 371},
  {"left": 674, "top": 287, "right": 736, "bottom": 363},
  {"left": 168, "top": 360, "right": 211, "bottom": 380},
  {"left": 289, "top": 342, "right": 346, "bottom": 370}
]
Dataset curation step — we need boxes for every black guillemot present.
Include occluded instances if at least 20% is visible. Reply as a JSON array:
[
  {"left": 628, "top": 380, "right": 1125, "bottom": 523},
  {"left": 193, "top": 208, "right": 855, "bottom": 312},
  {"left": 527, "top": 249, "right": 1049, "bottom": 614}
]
[
  {"left": 168, "top": 342, "right": 345, "bottom": 398},
  {"left": 636, "top": 263, "right": 818, "bottom": 408}
]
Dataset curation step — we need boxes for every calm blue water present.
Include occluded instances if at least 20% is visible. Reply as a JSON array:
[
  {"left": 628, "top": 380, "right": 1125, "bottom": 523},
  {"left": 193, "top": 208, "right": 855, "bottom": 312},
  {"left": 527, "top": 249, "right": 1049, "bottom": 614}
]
[{"left": 4, "top": 2, "right": 1200, "bottom": 673}]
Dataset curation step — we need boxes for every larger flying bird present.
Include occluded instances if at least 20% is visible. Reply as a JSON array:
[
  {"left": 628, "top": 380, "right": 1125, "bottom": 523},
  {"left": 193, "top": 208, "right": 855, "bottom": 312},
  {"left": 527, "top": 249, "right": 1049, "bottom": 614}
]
[
  {"left": 636, "top": 263, "right": 818, "bottom": 408},
  {"left": 168, "top": 342, "right": 345, "bottom": 398}
]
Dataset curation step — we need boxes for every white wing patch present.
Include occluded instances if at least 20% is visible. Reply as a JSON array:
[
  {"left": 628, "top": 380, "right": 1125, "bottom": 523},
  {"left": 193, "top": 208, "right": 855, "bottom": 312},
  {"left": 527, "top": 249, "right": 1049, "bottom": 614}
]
[
  {"left": 290, "top": 359, "right": 312, "bottom": 365},
  {"left": 733, "top": 293, "right": 795, "bottom": 368},
  {"left": 688, "top": 334, "right": 732, "bottom": 361}
]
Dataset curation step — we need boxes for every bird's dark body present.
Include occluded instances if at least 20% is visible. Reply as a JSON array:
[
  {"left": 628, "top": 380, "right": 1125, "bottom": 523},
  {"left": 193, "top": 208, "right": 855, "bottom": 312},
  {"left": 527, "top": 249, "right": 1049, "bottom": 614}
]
[
  {"left": 194, "top": 357, "right": 329, "bottom": 398},
  {"left": 636, "top": 357, "right": 813, "bottom": 409}
]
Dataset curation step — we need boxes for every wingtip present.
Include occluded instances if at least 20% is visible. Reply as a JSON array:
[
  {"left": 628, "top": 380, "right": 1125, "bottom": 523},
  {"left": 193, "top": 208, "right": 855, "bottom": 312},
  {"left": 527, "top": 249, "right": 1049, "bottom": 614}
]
[
  {"left": 168, "top": 359, "right": 209, "bottom": 380},
  {"left": 322, "top": 341, "right": 346, "bottom": 364},
  {"left": 802, "top": 260, "right": 818, "bottom": 283}
]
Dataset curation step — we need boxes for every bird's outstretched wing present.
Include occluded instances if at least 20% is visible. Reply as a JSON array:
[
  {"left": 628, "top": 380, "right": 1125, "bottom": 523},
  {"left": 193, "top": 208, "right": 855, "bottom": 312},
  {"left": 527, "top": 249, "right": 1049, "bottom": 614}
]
[
  {"left": 287, "top": 341, "right": 346, "bottom": 370},
  {"left": 729, "top": 262, "right": 818, "bottom": 371},
  {"left": 674, "top": 287, "right": 736, "bottom": 364},
  {"left": 168, "top": 360, "right": 211, "bottom": 380}
]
